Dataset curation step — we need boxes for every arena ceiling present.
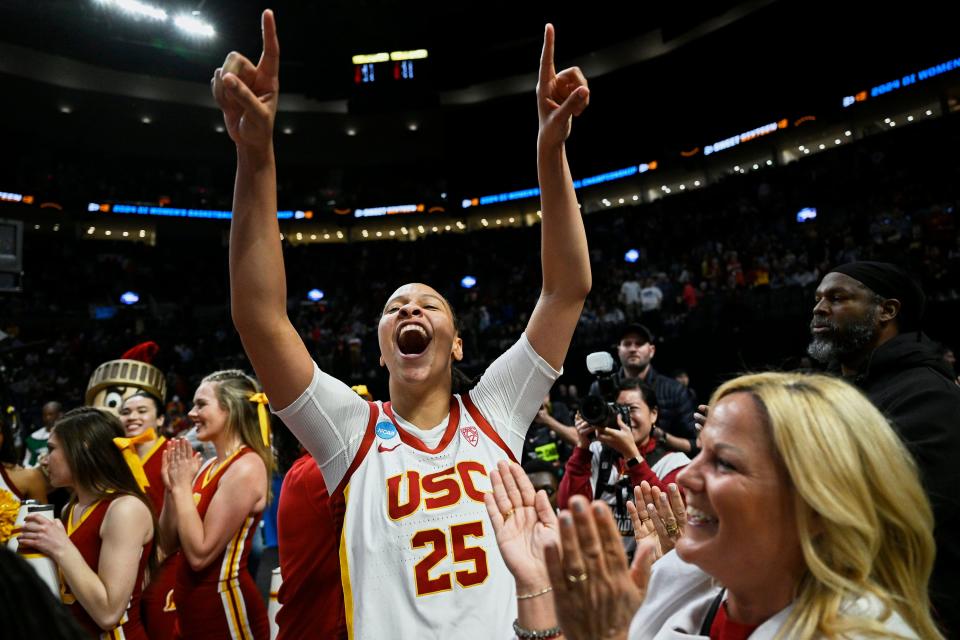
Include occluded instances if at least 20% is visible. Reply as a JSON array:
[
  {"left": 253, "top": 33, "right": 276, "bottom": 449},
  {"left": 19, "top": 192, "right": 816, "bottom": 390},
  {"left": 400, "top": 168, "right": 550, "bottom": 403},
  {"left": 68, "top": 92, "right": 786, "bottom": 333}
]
[
  {"left": 0, "top": 0, "right": 757, "bottom": 100},
  {"left": 0, "top": 0, "right": 957, "bottom": 193}
]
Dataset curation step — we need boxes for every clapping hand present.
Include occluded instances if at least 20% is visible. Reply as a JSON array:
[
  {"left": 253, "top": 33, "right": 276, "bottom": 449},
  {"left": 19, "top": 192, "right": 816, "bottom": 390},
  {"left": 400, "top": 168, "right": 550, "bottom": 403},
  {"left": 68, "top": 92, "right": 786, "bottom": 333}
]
[
  {"left": 484, "top": 460, "right": 558, "bottom": 593},
  {"left": 627, "top": 481, "right": 686, "bottom": 556},
  {"left": 545, "top": 497, "right": 653, "bottom": 640},
  {"left": 162, "top": 438, "right": 201, "bottom": 493}
]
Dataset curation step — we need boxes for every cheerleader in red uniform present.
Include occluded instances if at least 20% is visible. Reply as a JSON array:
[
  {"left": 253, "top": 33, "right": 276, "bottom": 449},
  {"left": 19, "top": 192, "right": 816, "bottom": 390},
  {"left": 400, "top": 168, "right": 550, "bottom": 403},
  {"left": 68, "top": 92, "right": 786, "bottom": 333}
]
[
  {"left": 20, "top": 407, "right": 156, "bottom": 640},
  {"left": 160, "top": 370, "right": 272, "bottom": 640},
  {"left": 119, "top": 393, "right": 168, "bottom": 512},
  {"left": 119, "top": 392, "right": 178, "bottom": 638}
]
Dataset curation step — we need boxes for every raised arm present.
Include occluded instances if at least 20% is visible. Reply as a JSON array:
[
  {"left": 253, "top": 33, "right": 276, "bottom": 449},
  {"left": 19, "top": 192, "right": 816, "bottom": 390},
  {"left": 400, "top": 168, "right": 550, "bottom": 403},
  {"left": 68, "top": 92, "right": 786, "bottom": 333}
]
[
  {"left": 526, "top": 24, "right": 592, "bottom": 370},
  {"left": 214, "top": 9, "right": 312, "bottom": 409}
]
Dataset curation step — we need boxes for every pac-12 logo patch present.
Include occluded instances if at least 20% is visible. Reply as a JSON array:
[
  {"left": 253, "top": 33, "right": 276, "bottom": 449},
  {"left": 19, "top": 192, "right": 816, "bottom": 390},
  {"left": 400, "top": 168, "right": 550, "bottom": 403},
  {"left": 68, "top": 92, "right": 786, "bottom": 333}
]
[
  {"left": 376, "top": 421, "right": 398, "bottom": 440},
  {"left": 461, "top": 425, "right": 479, "bottom": 447}
]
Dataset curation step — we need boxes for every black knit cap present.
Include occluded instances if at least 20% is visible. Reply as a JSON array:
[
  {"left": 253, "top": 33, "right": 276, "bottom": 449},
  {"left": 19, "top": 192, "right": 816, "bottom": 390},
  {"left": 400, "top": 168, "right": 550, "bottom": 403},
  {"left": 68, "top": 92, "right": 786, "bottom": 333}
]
[{"left": 829, "top": 261, "right": 926, "bottom": 331}]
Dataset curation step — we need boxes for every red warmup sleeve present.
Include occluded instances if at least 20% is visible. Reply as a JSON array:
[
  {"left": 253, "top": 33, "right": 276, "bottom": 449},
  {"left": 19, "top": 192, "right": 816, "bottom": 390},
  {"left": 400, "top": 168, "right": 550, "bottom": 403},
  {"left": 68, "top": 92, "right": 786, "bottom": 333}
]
[
  {"left": 625, "top": 461, "right": 686, "bottom": 498},
  {"left": 558, "top": 447, "right": 594, "bottom": 509}
]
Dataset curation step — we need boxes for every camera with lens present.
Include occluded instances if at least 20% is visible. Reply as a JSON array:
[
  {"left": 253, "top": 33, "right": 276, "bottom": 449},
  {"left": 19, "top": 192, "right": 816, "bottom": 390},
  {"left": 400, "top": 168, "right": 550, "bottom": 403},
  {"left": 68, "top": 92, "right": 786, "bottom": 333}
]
[{"left": 580, "top": 351, "right": 631, "bottom": 430}]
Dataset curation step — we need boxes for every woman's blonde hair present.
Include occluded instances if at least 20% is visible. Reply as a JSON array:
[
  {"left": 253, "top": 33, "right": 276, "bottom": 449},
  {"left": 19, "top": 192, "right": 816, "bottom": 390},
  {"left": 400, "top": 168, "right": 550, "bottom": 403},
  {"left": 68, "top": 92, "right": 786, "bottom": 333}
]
[
  {"left": 710, "top": 372, "right": 941, "bottom": 639},
  {"left": 201, "top": 370, "right": 276, "bottom": 500}
]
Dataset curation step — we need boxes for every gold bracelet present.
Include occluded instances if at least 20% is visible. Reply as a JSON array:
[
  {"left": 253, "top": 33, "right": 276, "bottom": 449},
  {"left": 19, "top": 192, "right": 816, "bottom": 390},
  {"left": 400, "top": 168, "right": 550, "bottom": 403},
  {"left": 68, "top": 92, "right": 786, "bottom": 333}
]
[{"left": 516, "top": 585, "right": 553, "bottom": 600}]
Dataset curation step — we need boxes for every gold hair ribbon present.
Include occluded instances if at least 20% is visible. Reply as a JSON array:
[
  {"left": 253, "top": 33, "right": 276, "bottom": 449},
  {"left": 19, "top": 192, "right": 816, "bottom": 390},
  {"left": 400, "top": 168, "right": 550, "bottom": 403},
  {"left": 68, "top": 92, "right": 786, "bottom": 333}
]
[
  {"left": 249, "top": 393, "right": 271, "bottom": 447},
  {"left": 351, "top": 384, "right": 371, "bottom": 399},
  {"left": 112, "top": 429, "right": 156, "bottom": 492}
]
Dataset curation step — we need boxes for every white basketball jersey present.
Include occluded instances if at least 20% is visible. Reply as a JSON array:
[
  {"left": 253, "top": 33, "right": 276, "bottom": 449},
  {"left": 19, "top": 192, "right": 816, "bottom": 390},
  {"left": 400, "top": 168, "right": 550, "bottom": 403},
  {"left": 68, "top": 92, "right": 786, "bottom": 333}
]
[{"left": 334, "top": 393, "right": 518, "bottom": 640}]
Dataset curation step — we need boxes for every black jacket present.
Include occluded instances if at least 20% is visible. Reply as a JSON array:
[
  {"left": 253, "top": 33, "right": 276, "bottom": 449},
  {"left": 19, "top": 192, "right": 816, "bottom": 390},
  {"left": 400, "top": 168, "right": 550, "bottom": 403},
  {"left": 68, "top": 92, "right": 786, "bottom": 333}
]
[
  {"left": 850, "top": 333, "right": 960, "bottom": 634},
  {"left": 589, "top": 366, "right": 697, "bottom": 439}
]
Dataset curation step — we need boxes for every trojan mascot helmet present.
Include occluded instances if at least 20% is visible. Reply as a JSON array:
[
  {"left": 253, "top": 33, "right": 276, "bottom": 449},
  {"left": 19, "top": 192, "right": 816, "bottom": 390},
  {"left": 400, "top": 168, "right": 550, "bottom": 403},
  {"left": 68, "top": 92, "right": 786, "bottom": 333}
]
[{"left": 85, "top": 341, "right": 167, "bottom": 414}]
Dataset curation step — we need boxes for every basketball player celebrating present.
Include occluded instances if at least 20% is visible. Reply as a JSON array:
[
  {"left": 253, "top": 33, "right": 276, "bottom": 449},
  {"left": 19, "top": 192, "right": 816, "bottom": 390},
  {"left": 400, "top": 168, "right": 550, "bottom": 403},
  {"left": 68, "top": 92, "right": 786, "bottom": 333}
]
[{"left": 215, "top": 10, "right": 590, "bottom": 639}]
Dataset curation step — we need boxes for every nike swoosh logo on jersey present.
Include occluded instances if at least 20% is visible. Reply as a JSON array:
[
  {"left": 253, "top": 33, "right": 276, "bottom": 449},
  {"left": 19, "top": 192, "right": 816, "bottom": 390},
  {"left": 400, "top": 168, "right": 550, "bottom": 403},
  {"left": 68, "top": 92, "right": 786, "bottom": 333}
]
[{"left": 378, "top": 443, "right": 401, "bottom": 453}]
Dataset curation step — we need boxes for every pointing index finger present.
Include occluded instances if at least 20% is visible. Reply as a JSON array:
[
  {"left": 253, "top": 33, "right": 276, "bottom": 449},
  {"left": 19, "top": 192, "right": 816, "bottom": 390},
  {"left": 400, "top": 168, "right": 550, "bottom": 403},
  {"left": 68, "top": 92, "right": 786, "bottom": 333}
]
[
  {"left": 258, "top": 9, "right": 280, "bottom": 78},
  {"left": 539, "top": 23, "right": 555, "bottom": 86}
]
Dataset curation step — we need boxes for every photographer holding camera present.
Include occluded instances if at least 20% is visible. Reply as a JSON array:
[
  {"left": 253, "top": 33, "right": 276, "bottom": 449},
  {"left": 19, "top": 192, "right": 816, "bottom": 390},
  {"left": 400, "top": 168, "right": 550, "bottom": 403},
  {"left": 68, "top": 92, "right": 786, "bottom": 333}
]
[
  {"left": 559, "top": 365, "right": 690, "bottom": 554},
  {"left": 590, "top": 325, "right": 698, "bottom": 453}
]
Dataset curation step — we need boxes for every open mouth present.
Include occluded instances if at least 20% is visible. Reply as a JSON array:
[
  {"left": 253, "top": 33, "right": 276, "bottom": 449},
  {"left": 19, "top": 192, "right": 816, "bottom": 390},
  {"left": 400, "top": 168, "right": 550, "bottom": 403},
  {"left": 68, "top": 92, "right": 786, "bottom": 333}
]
[
  {"left": 397, "top": 323, "right": 431, "bottom": 356},
  {"left": 685, "top": 505, "right": 718, "bottom": 527}
]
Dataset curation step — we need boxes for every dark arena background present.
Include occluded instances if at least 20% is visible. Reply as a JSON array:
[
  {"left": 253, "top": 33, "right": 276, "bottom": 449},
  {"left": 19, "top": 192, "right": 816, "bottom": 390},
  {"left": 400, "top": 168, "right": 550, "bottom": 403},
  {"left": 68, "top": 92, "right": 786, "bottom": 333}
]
[{"left": 1, "top": 0, "right": 959, "bottom": 632}]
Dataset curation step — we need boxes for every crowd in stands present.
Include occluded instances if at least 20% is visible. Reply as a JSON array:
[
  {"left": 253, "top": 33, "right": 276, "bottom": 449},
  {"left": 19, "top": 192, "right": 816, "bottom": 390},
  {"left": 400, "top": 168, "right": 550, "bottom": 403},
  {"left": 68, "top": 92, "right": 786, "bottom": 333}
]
[
  {"left": 4, "top": 112, "right": 958, "bottom": 433},
  {"left": 2, "top": 31, "right": 960, "bottom": 639}
]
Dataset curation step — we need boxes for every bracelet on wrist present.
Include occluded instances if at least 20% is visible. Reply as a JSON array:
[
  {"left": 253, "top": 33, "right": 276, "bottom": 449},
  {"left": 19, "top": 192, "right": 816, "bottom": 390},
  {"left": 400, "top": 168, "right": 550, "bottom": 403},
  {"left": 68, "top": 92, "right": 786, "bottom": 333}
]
[
  {"left": 513, "top": 618, "right": 562, "bottom": 639},
  {"left": 516, "top": 585, "right": 553, "bottom": 600}
]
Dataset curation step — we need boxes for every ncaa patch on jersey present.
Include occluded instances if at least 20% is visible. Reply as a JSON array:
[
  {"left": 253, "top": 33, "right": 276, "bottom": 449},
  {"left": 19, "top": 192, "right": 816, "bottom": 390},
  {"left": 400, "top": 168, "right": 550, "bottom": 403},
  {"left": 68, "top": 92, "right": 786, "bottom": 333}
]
[
  {"left": 461, "top": 424, "right": 479, "bottom": 447},
  {"left": 376, "top": 421, "right": 398, "bottom": 440}
]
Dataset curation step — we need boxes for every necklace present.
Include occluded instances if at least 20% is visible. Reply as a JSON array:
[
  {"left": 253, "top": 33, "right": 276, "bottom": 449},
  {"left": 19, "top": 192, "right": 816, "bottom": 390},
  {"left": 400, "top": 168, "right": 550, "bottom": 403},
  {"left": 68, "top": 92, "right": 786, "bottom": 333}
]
[
  {"left": 72, "top": 498, "right": 97, "bottom": 525},
  {"left": 209, "top": 441, "right": 243, "bottom": 476}
]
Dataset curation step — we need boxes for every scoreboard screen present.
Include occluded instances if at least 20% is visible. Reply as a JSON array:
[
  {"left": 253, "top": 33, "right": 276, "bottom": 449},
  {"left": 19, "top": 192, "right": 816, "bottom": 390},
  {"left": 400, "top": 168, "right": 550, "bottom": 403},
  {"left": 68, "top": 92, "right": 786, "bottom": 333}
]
[
  {"left": 349, "top": 49, "right": 435, "bottom": 112},
  {"left": 352, "top": 50, "right": 428, "bottom": 85}
]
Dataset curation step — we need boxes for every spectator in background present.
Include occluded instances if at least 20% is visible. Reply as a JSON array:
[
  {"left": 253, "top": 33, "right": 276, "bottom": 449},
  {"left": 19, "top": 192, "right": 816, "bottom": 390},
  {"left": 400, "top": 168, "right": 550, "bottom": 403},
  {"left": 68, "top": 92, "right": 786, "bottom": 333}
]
[
  {"left": 600, "top": 304, "right": 626, "bottom": 327},
  {"left": 680, "top": 280, "right": 699, "bottom": 311},
  {"left": 1, "top": 414, "right": 47, "bottom": 504},
  {"left": 162, "top": 397, "right": 191, "bottom": 439},
  {"left": 22, "top": 401, "right": 61, "bottom": 468},
  {"left": 934, "top": 342, "right": 958, "bottom": 384},
  {"left": 726, "top": 251, "right": 744, "bottom": 288},
  {"left": 672, "top": 369, "right": 697, "bottom": 408},
  {"left": 808, "top": 261, "right": 960, "bottom": 636},
  {"left": 591, "top": 324, "right": 697, "bottom": 441},
  {"left": 527, "top": 396, "right": 577, "bottom": 450},
  {"left": 620, "top": 273, "right": 642, "bottom": 321},
  {"left": 524, "top": 395, "right": 576, "bottom": 466},
  {"left": 548, "top": 385, "right": 574, "bottom": 426},
  {"left": 563, "top": 384, "right": 580, "bottom": 417},
  {"left": 522, "top": 458, "right": 559, "bottom": 511},
  {"left": 559, "top": 380, "right": 689, "bottom": 554},
  {"left": 639, "top": 278, "right": 663, "bottom": 329}
]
